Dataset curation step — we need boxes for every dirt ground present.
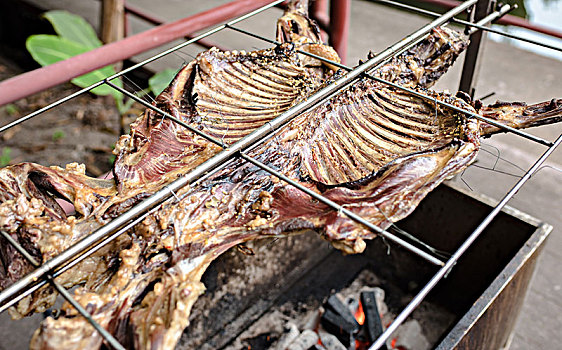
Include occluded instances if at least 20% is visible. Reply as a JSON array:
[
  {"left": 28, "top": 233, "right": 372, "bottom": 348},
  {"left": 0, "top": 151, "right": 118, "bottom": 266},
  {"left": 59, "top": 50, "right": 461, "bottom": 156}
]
[{"left": 0, "top": 55, "right": 135, "bottom": 177}]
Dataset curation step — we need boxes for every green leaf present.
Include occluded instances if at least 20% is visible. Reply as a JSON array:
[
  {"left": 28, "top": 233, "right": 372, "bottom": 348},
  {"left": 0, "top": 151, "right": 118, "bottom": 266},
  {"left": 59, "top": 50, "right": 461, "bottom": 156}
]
[
  {"left": 43, "top": 10, "right": 102, "bottom": 48},
  {"left": 148, "top": 68, "right": 178, "bottom": 96},
  {"left": 52, "top": 130, "right": 66, "bottom": 141},
  {"left": 1, "top": 147, "right": 12, "bottom": 167},
  {"left": 4, "top": 104, "right": 19, "bottom": 116},
  {"left": 26, "top": 35, "right": 122, "bottom": 98},
  {"left": 27, "top": 35, "right": 88, "bottom": 65}
]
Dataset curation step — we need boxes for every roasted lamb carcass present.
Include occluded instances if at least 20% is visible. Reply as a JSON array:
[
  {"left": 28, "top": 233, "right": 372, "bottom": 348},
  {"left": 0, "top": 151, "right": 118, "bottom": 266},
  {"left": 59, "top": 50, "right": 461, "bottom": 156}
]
[
  {"left": 1, "top": 1, "right": 562, "bottom": 349},
  {"left": 0, "top": 1, "right": 466, "bottom": 310}
]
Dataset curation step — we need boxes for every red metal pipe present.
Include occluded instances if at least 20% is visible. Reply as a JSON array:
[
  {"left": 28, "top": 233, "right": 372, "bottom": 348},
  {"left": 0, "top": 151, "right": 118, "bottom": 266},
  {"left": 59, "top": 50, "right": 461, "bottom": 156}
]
[
  {"left": 418, "top": 0, "right": 562, "bottom": 39},
  {"left": 329, "top": 0, "right": 350, "bottom": 64},
  {"left": 311, "top": 0, "right": 330, "bottom": 31},
  {"left": 123, "top": 3, "right": 228, "bottom": 51},
  {"left": 497, "top": 13, "right": 562, "bottom": 39},
  {"left": 0, "top": 0, "right": 279, "bottom": 107}
]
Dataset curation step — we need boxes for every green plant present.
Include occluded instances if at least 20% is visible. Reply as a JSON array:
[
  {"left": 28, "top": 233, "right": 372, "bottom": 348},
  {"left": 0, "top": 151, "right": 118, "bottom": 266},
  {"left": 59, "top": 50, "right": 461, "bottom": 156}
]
[
  {"left": 1, "top": 147, "right": 12, "bottom": 167},
  {"left": 26, "top": 11, "right": 177, "bottom": 115},
  {"left": 4, "top": 104, "right": 19, "bottom": 116},
  {"left": 52, "top": 129, "right": 66, "bottom": 141},
  {"left": 27, "top": 11, "right": 123, "bottom": 100}
]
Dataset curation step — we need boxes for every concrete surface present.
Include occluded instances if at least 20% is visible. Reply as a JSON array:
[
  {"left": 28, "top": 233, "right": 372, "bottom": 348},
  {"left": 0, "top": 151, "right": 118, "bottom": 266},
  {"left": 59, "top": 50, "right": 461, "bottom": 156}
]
[{"left": 1, "top": 0, "right": 561, "bottom": 349}]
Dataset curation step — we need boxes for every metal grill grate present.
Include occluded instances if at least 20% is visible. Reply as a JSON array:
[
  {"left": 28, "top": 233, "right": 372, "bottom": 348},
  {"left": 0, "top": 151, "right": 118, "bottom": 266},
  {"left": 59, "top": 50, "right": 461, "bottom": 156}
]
[{"left": 0, "top": 1, "right": 561, "bottom": 349}]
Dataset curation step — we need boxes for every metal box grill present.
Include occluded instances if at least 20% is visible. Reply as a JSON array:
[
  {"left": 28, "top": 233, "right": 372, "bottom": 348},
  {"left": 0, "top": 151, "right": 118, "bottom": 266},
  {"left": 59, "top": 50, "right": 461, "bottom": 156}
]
[{"left": 175, "top": 183, "right": 551, "bottom": 349}]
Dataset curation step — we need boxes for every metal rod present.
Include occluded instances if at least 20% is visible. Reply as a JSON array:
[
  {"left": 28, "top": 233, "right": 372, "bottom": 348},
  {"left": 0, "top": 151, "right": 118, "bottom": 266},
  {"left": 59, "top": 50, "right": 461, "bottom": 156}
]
[
  {"left": 50, "top": 278, "right": 126, "bottom": 350},
  {"left": 374, "top": 0, "right": 562, "bottom": 51},
  {"left": 105, "top": 81, "right": 226, "bottom": 147},
  {"left": 1, "top": 228, "right": 125, "bottom": 349},
  {"left": 328, "top": 0, "right": 351, "bottom": 63},
  {"left": 463, "top": 17, "right": 562, "bottom": 52},
  {"left": 459, "top": 0, "right": 496, "bottom": 97},
  {"left": 0, "top": 208, "right": 155, "bottom": 314},
  {"left": 397, "top": 0, "right": 562, "bottom": 39},
  {"left": 369, "top": 133, "right": 562, "bottom": 349},
  {"left": 0, "top": 81, "right": 104, "bottom": 134},
  {"left": 239, "top": 153, "right": 445, "bottom": 266},
  {"left": 123, "top": 2, "right": 229, "bottom": 51},
  {"left": 0, "top": 0, "right": 286, "bottom": 119},
  {"left": 0, "top": 0, "right": 477, "bottom": 308},
  {"left": 467, "top": 4, "right": 513, "bottom": 35},
  {"left": 310, "top": 0, "right": 330, "bottom": 33},
  {"left": 0, "top": 231, "right": 40, "bottom": 267},
  {"left": 228, "top": 23, "right": 554, "bottom": 147}
]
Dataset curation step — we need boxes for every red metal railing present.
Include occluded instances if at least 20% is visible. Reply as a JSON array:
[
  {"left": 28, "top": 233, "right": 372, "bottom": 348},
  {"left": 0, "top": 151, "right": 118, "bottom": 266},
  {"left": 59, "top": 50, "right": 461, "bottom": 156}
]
[
  {"left": 0, "top": 0, "right": 351, "bottom": 107},
  {"left": 0, "top": 0, "right": 287, "bottom": 106}
]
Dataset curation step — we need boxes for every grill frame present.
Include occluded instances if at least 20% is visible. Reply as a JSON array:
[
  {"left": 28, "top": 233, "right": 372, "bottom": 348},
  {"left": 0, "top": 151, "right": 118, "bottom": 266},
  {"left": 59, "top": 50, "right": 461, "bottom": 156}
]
[{"left": 0, "top": 0, "right": 560, "bottom": 349}]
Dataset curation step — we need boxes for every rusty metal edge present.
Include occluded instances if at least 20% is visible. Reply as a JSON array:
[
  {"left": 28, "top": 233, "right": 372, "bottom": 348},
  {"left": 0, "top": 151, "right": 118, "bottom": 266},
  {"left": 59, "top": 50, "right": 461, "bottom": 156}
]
[{"left": 435, "top": 182, "right": 552, "bottom": 350}]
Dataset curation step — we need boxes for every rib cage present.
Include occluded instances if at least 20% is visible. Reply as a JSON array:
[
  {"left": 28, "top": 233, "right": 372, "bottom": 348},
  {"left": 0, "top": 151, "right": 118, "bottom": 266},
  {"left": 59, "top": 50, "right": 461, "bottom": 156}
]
[
  {"left": 193, "top": 47, "right": 312, "bottom": 142},
  {"left": 294, "top": 80, "right": 468, "bottom": 185}
]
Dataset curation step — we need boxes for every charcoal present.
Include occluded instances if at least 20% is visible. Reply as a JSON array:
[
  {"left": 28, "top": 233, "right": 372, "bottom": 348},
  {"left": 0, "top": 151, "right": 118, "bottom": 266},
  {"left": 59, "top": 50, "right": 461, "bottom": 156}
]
[
  {"left": 325, "top": 295, "right": 360, "bottom": 330},
  {"left": 360, "top": 291, "right": 385, "bottom": 347},
  {"left": 321, "top": 309, "right": 357, "bottom": 348}
]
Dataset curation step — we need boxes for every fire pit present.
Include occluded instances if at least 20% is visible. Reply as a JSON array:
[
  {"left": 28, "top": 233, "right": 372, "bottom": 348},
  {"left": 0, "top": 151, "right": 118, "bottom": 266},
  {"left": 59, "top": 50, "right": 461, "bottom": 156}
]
[{"left": 177, "top": 183, "right": 550, "bottom": 349}]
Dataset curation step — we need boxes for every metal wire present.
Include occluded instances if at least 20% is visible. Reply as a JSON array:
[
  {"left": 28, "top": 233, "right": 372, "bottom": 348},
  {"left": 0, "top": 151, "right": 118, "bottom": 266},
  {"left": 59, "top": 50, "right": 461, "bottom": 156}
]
[
  {"left": 0, "top": 206, "right": 157, "bottom": 314},
  {"left": 373, "top": 0, "right": 562, "bottom": 52},
  {"left": 0, "top": 231, "right": 125, "bottom": 350}
]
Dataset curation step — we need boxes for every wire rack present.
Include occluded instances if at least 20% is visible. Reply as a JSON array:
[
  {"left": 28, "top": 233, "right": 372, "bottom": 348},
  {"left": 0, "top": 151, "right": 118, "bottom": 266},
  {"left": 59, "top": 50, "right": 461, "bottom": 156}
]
[{"left": 0, "top": 0, "right": 561, "bottom": 349}]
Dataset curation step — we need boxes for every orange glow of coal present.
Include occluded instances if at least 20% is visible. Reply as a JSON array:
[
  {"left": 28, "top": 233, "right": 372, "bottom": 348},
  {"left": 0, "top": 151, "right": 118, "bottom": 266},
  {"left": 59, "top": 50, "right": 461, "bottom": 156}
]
[
  {"left": 390, "top": 337, "right": 397, "bottom": 348},
  {"left": 354, "top": 301, "right": 365, "bottom": 325}
]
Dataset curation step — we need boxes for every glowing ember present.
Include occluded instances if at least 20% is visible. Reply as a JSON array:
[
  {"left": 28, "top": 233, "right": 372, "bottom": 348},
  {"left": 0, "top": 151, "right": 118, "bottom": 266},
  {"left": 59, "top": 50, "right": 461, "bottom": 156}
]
[{"left": 355, "top": 301, "right": 365, "bottom": 325}]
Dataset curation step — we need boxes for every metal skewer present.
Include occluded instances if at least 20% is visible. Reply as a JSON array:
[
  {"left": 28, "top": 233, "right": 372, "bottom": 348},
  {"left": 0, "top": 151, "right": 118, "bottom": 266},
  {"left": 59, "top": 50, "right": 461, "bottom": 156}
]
[
  {"left": 374, "top": 0, "right": 562, "bottom": 52},
  {"left": 0, "top": 0, "right": 479, "bottom": 309},
  {"left": 0, "top": 231, "right": 125, "bottom": 350}
]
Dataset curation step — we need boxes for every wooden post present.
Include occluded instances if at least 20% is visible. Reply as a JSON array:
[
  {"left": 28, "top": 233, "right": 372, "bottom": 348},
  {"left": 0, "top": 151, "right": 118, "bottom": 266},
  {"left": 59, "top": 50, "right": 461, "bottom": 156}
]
[{"left": 101, "top": 0, "right": 125, "bottom": 70}]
